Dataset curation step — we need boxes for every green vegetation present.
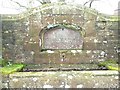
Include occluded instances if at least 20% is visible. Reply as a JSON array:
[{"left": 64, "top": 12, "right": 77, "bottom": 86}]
[
  {"left": 98, "top": 59, "right": 119, "bottom": 71},
  {"left": 107, "top": 64, "right": 119, "bottom": 71},
  {"left": 0, "top": 58, "right": 26, "bottom": 74},
  {"left": 0, "top": 63, "right": 25, "bottom": 75}
]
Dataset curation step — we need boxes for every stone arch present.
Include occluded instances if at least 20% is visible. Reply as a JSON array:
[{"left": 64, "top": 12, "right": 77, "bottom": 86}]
[{"left": 32, "top": 3, "right": 99, "bottom": 38}]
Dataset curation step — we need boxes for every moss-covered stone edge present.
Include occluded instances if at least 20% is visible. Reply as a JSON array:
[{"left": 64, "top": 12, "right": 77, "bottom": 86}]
[
  {"left": 0, "top": 58, "right": 26, "bottom": 75},
  {"left": 98, "top": 59, "right": 119, "bottom": 71},
  {"left": 0, "top": 58, "right": 119, "bottom": 75},
  {"left": 0, "top": 64, "right": 25, "bottom": 75}
]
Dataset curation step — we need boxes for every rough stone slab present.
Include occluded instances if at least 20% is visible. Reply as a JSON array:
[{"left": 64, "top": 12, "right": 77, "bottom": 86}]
[
  {"left": 24, "top": 64, "right": 100, "bottom": 71},
  {"left": 8, "top": 71, "right": 119, "bottom": 88}
]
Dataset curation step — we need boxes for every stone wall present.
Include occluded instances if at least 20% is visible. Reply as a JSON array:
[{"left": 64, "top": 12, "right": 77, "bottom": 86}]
[
  {"left": 0, "top": 16, "right": 2, "bottom": 58},
  {"left": 2, "top": 20, "right": 29, "bottom": 62},
  {"left": 2, "top": 4, "right": 119, "bottom": 64}
]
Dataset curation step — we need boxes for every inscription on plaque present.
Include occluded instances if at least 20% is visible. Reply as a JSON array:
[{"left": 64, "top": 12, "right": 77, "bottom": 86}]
[{"left": 43, "top": 28, "right": 83, "bottom": 49}]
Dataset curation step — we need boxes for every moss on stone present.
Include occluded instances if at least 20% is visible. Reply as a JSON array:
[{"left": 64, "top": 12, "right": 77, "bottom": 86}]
[
  {"left": 45, "top": 23, "right": 82, "bottom": 31},
  {"left": 106, "top": 64, "right": 119, "bottom": 71},
  {"left": 43, "top": 23, "right": 85, "bottom": 37},
  {"left": 98, "top": 60, "right": 117, "bottom": 65},
  {"left": 0, "top": 63, "right": 25, "bottom": 75},
  {"left": 98, "top": 59, "right": 119, "bottom": 71}
]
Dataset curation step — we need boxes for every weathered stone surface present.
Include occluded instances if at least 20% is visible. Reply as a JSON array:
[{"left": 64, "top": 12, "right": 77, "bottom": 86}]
[
  {"left": 1, "top": 75, "right": 9, "bottom": 88},
  {"left": 8, "top": 71, "right": 119, "bottom": 88},
  {"left": 43, "top": 28, "right": 83, "bottom": 49},
  {"left": 2, "top": 3, "right": 118, "bottom": 65},
  {"left": 34, "top": 50, "right": 108, "bottom": 64}
]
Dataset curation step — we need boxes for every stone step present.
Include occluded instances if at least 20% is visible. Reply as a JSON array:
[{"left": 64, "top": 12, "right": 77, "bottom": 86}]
[{"left": 8, "top": 71, "right": 119, "bottom": 88}]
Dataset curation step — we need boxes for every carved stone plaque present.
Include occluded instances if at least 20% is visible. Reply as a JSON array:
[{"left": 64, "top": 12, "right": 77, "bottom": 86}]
[{"left": 43, "top": 28, "right": 83, "bottom": 49}]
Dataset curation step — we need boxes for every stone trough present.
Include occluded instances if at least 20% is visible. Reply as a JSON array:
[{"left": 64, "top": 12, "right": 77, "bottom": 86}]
[
  {"left": 2, "top": 71, "right": 119, "bottom": 88},
  {"left": 1, "top": 3, "right": 119, "bottom": 89}
]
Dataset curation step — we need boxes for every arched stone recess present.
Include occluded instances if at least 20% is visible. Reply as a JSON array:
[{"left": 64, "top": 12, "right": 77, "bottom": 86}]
[
  {"left": 33, "top": 3, "right": 98, "bottom": 37},
  {"left": 39, "top": 23, "right": 85, "bottom": 50}
]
